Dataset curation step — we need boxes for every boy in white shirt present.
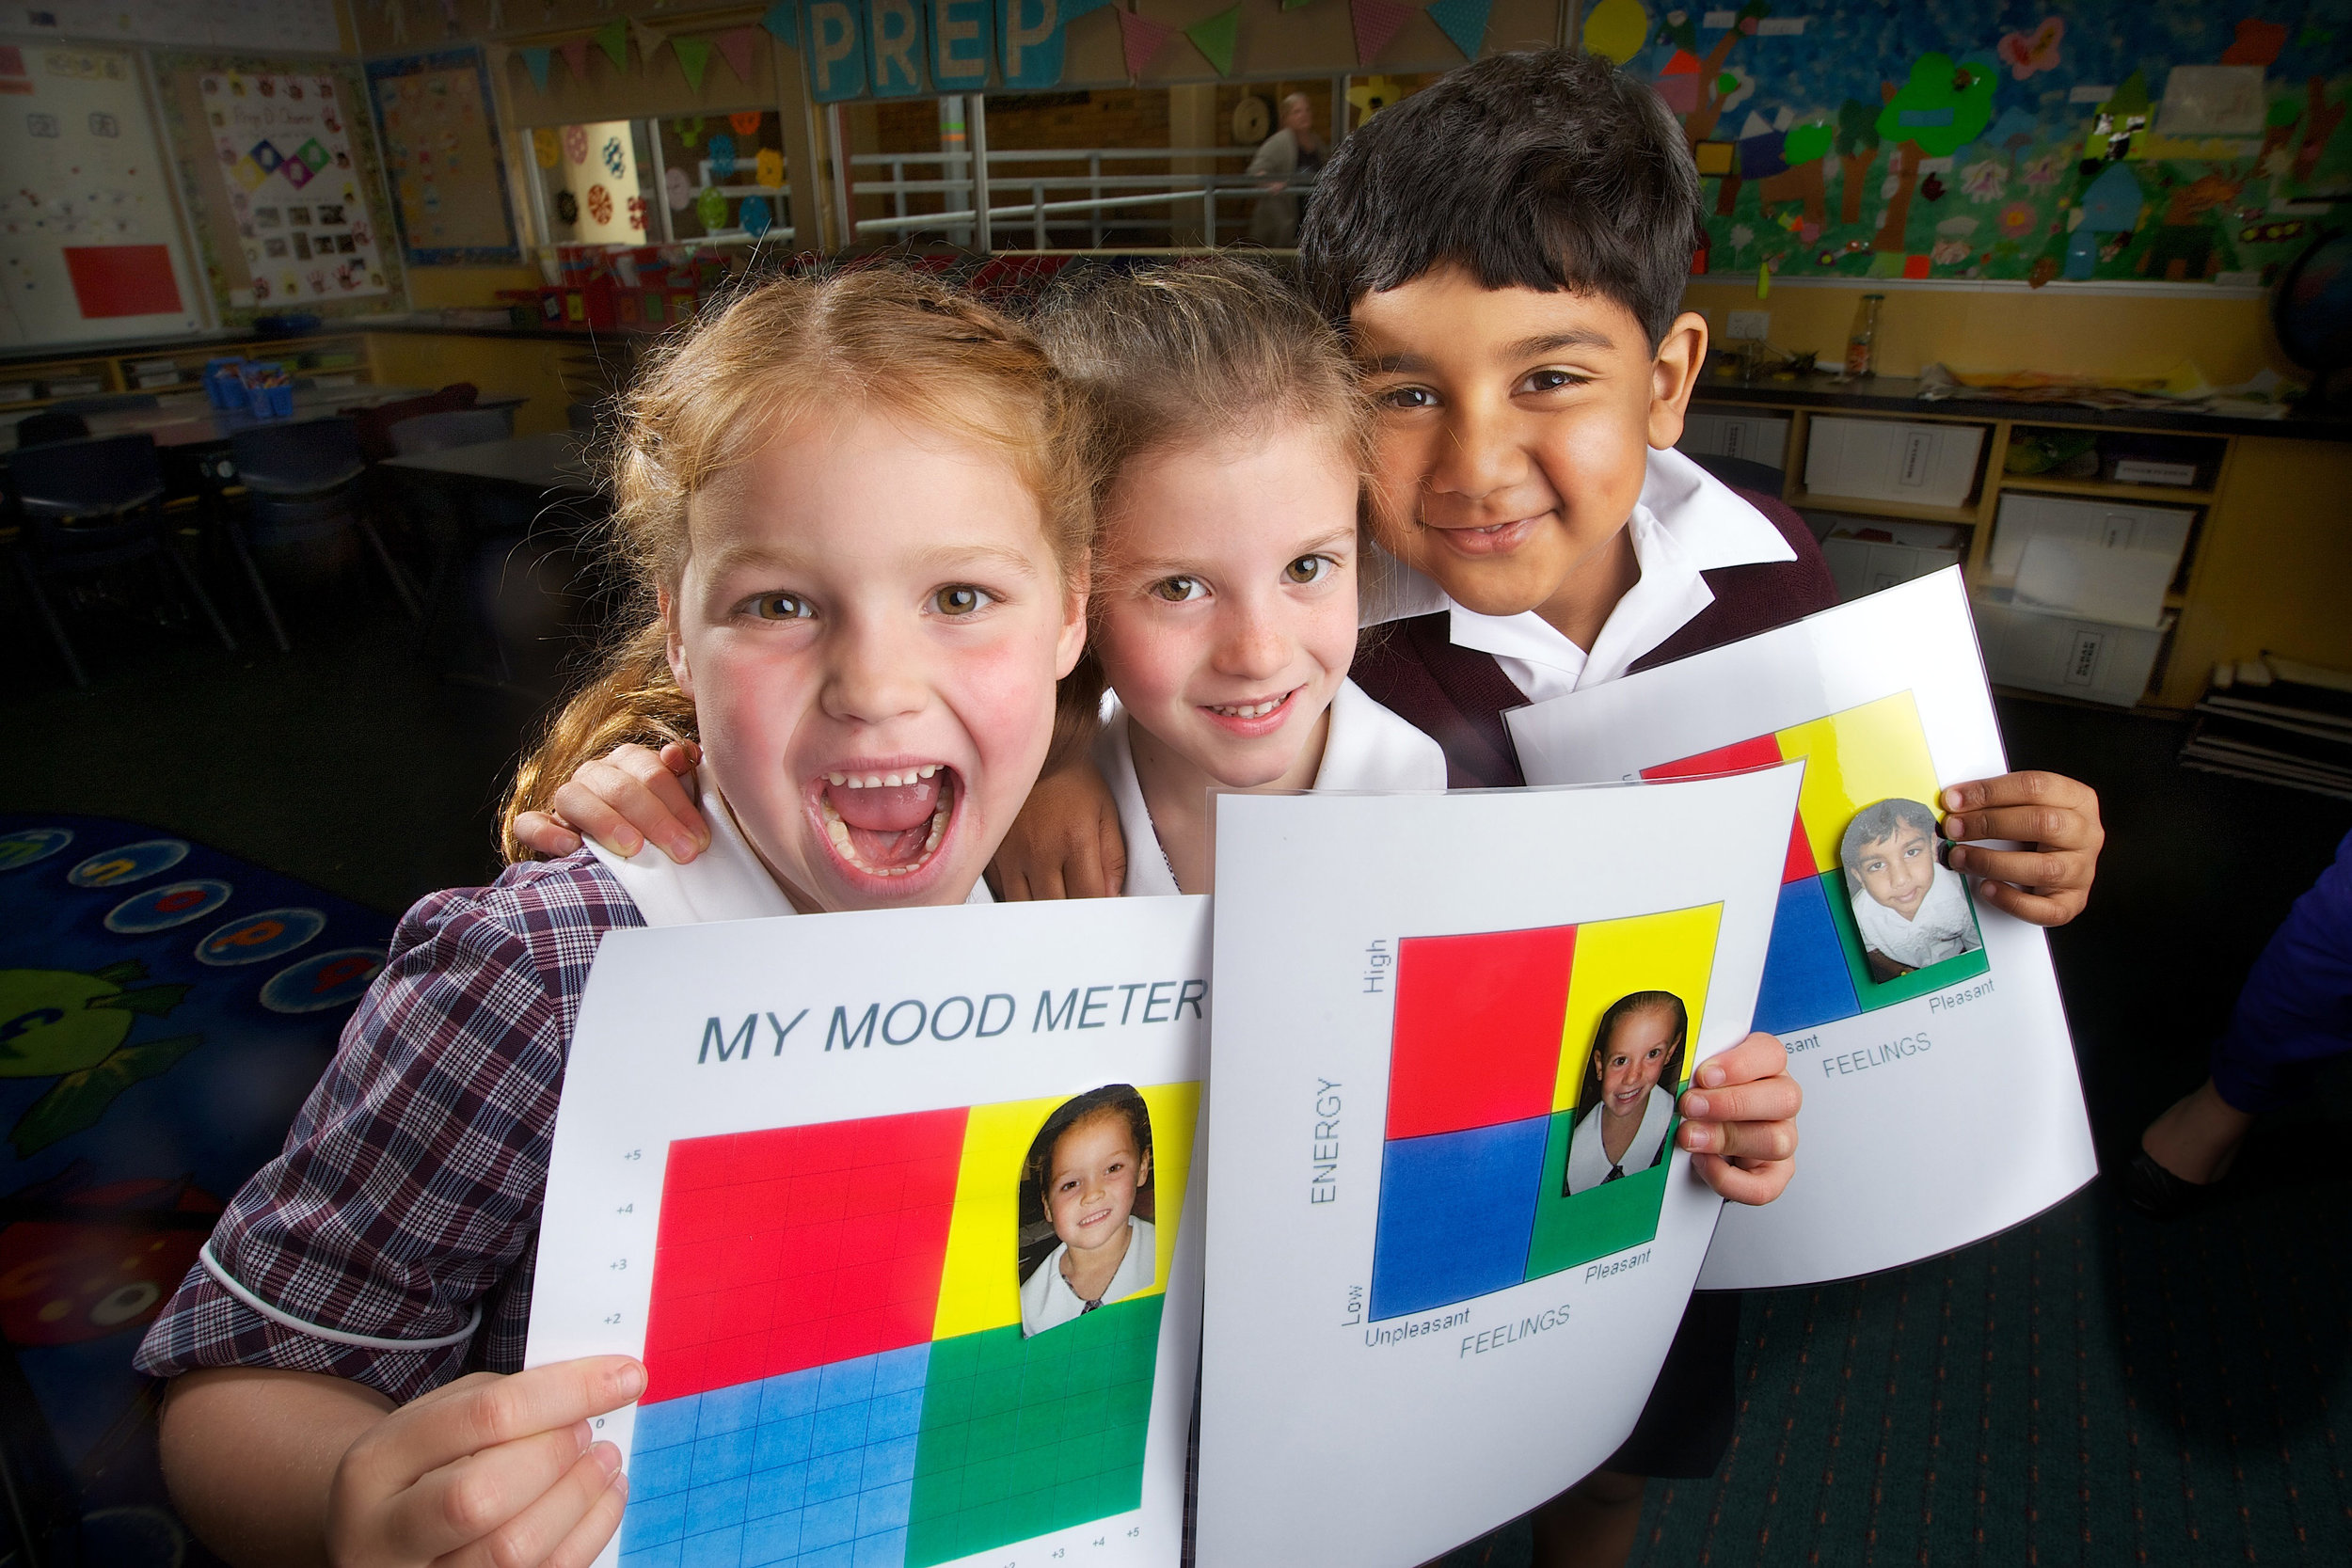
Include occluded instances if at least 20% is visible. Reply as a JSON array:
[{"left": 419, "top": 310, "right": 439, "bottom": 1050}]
[{"left": 1842, "top": 798, "right": 1984, "bottom": 976}]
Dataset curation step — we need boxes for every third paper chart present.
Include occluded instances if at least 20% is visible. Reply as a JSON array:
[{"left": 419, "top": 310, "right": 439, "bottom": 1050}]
[
  {"left": 1505, "top": 568, "right": 2097, "bottom": 1291},
  {"left": 1197, "top": 768, "right": 1801, "bottom": 1567}
]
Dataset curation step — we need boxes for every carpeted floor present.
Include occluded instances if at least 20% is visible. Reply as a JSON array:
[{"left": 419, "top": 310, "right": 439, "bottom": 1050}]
[{"left": 10, "top": 599, "right": 2352, "bottom": 1566}]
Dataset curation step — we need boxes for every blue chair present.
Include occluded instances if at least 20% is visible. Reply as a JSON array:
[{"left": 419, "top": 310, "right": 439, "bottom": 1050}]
[
  {"left": 12, "top": 411, "right": 90, "bottom": 448},
  {"left": 227, "top": 417, "right": 421, "bottom": 651},
  {"left": 7, "top": 434, "right": 235, "bottom": 687}
]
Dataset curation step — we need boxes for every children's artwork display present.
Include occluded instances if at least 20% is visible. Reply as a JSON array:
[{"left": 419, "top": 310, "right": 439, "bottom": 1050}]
[
  {"left": 0, "top": 45, "right": 206, "bottom": 345},
  {"left": 530, "top": 898, "right": 1209, "bottom": 1568},
  {"left": 364, "top": 48, "right": 518, "bottom": 264},
  {"left": 1505, "top": 567, "right": 2096, "bottom": 1291},
  {"left": 1197, "top": 769, "right": 1804, "bottom": 1568}
]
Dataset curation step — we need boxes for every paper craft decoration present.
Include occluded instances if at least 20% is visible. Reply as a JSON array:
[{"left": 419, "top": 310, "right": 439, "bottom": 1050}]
[
  {"left": 1505, "top": 568, "right": 2096, "bottom": 1292},
  {"left": 529, "top": 897, "right": 1208, "bottom": 1568},
  {"left": 1198, "top": 769, "right": 1803, "bottom": 1568},
  {"left": 365, "top": 49, "right": 518, "bottom": 265}
]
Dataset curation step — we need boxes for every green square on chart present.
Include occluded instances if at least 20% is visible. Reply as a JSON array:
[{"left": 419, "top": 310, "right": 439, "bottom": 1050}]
[
  {"left": 1817, "top": 868, "right": 1991, "bottom": 1008},
  {"left": 1521, "top": 1106, "right": 1677, "bottom": 1280}
]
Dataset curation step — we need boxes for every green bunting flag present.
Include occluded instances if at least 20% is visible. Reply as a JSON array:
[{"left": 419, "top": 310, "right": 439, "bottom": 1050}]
[
  {"left": 1185, "top": 2, "right": 1242, "bottom": 76},
  {"left": 596, "top": 19, "right": 630, "bottom": 72},
  {"left": 673, "top": 36, "right": 713, "bottom": 93}
]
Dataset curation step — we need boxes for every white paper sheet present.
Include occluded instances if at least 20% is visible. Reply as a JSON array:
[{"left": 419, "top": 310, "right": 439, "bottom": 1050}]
[
  {"left": 1503, "top": 569, "right": 2097, "bottom": 1291},
  {"left": 1196, "top": 768, "right": 1803, "bottom": 1568},
  {"left": 529, "top": 897, "right": 1211, "bottom": 1568}
]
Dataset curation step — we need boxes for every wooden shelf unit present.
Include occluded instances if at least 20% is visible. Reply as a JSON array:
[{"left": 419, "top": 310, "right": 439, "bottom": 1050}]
[{"left": 0, "top": 334, "right": 378, "bottom": 414}]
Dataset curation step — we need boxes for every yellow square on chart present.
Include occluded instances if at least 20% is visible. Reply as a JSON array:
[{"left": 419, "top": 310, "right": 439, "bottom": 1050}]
[
  {"left": 1774, "top": 692, "right": 1945, "bottom": 876},
  {"left": 1551, "top": 903, "right": 1723, "bottom": 1114}
]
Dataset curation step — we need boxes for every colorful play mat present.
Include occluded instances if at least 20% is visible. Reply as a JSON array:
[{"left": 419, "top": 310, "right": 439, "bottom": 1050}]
[{"left": 0, "top": 815, "right": 390, "bottom": 1565}]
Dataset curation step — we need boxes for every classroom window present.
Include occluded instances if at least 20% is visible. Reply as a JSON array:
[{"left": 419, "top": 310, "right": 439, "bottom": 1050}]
[{"left": 528, "top": 112, "right": 790, "bottom": 248}]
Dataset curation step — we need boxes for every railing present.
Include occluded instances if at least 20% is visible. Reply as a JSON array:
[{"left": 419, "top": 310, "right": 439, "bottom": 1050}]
[{"left": 846, "top": 147, "right": 1314, "bottom": 250}]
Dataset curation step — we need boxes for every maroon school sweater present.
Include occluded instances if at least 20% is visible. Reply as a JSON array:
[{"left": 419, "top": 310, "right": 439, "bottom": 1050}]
[{"left": 1352, "top": 490, "right": 1837, "bottom": 789}]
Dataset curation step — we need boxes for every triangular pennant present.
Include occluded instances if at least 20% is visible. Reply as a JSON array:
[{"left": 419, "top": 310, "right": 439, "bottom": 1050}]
[
  {"left": 759, "top": 2, "right": 797, "bottom": 49},
  {"left": 1063, "top": 0, "right": 1117, "bottom": 20},
  {"left": 520, "top": 44, "right": 552, "bottom": 93},
  {"left": 1184, "top": 2, "right": 1242, "bottom": 75},
  {"left": 596, "top": 19, "right": 630, "bottom": 72},
  {"left": 632, "top": 19, "right": 668, "bottom": 63},
  {"left": 1349, "top": 0, "right": 1413, "bottom": 63},
  {"left": 673, "top": 36, "right": 713, "bottom": 94},
  {"left": 1423, "top": 0, "right": 1489, "bottom": 60},
  {"left": 1117, "top": 8, "right": 1179, "bottom": 79},
  {"left": 717, "top": 25, "right": 759, "bottom": 84},
  {"left": 559, "top": 37, "right": 590, "bottom": 80}
]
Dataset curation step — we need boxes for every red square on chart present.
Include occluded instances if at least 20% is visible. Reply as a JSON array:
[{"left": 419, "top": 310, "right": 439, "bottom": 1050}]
[
  {"left": 1643, "top": 736, "right": 1813, "bottom": 883},
  {"left": 1387, "top": 926, "right": 1578, "bottom": 1140},
  {"left": 63, "top": 245, "right": 183, "bottom": 318}
]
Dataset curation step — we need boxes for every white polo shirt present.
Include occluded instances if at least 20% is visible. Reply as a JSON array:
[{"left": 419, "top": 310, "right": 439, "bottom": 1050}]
[
  {"left": 1095, "top": 677, "right": 1447, "bottom": 898},
  {"left": 1358, "top": 446, "right": 1800, "bottom": 703}
]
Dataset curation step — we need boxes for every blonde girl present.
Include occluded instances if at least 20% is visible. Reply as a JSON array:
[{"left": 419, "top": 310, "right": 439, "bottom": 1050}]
[{"left": 134, "top": 267, "right": 1091, "bottom": 1568}]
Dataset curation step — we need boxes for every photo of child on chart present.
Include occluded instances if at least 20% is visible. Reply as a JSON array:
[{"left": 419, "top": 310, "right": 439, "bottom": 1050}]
[
  {"left": 1563, "top": 993, "right": 1690, "bottom": 1196},
  {"left": 1018, "top": 1085, "right": 1159, "bottom": 1337},
  {"left": 1842, "top": 798, "right": 1986, "bottom": 983}
]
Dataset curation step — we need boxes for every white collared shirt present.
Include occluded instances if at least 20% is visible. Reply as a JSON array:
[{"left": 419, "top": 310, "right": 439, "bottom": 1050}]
[
  {"left": 1018, "top": 1216, "right": 1158, "bottom": 1337},
  {"left": 1564, "top": 1084, "right": 1677, "bottom": 1195},
  {"left": 1359, "top": 446, "right": 1800, "bottom": 704},
  {"left": 589, "top": 778, "right": 992, "bottom": 927},
  {"left": 1095, "top": 678, "right": 1448, "bottom": 897}
]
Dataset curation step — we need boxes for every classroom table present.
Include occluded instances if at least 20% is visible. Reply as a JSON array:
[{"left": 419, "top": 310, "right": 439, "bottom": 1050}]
[
  {"left": 47, "top": 386, "right": 531, "bottom": 453},
  {"left": 376, "top": 430, "right": 596, "bottom": 494}
]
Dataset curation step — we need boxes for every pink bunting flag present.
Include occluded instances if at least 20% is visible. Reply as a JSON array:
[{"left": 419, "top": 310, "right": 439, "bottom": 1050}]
[
  {"left": 1349, "top": 0, "right": 1413, "bottom": 65},
  {"left": 1117, "top": 7, "right": 1180, "bottom": 80},
  {"left": 559, "top": 37, "right": 590, "bottom": 82},
  {"left": 716, "top": 26, "right": 759, "bottom": 86}
]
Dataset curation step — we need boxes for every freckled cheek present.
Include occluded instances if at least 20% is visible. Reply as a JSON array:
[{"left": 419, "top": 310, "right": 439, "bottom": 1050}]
[{"left": 1093, "top": 611, "right": 1199, "bottom": 718}]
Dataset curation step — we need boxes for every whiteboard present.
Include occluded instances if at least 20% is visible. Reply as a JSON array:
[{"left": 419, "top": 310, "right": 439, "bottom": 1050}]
[
  {"left": 6, "top": 0, "right": 343, "bottom": 55},
  {"left": 0, "top": 43, "right": 205, "bottom": 346}
]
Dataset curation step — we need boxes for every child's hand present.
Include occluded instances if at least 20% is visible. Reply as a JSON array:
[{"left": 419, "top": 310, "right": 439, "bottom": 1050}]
[
  {"left": 326, "top": 1355, "right": 643, "bottom": 1568},
  {"left": 1939, "top": 770, "right": 2104, "bottom": 927},
  {"left": 1677, "top": 1032, "right": 1800, "bottom": 1205},
  {"left": 990, "top": 759, "right": 1127, "bottom": 900},
  {"left": 513, "top": 742, "right": 711, "bottom": 864}
]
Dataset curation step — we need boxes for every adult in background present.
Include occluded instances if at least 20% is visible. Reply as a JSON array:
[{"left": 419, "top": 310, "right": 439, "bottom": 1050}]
[{"left": 1246, "top": 91, "right": 1326, "bottom": 247}]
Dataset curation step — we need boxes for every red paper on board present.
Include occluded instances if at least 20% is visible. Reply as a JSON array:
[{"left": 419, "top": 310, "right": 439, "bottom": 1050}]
[{"left": 63, "top": 245, "right": 183, "bottom": 318}]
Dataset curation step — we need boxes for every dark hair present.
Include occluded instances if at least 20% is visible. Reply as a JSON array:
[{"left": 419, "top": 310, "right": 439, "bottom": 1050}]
[
  {"left": 1299, "top": 48, "right": 1706, "bottom": 346},
  {"left": 1574, "top": 990, "right": 1689, "bottom": 1118},
  {"left": 1840, "top": 798, "right": 1942, "bottom": 890}
]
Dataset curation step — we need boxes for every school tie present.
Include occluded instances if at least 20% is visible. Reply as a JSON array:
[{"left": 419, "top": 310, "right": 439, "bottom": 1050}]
[{"left": 1603, "top": 1164, "right": 1626, "bottom": 1184}]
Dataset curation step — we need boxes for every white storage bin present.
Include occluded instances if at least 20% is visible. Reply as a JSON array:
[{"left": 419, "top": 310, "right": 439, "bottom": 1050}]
[
  {"left": 1987, "top": 492, "right": 2193, "bottom": 624},
  {"left": 1813, "top": 516, "right": 1968, "bottom": 603},
  {"left": 1681, "top": 410, "right": 1790, "bottom": 469},
  {"left": 1971, "top": 589, "right": 2172, "bottom": 707},
  {"left": 1804, "top": 416, "right": 1985, "bottom": 508}
]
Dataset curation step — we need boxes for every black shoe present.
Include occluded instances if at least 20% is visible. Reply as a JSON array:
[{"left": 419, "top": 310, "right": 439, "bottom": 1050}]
[{"left": 2120, "top": 1150, "right": 2212, "bottom": 1220}]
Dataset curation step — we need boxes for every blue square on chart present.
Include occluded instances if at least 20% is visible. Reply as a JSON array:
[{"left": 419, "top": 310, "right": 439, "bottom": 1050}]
[
  {"left": 761, "top": 1367, "right": 821, "bottom": 1422},
  {"left": 628, "top": 1439, "right": 696, "bottom": 1500},
  {"left": 872, "top": 1343, "right": 930, "bottom": 1396},
  {"left": 677, "top": 1522, "right": 744, "bottom": 1568},
  {"left": 620, "top": 1489, "right": 689, "bottom": 1553},
  {"left": 691, "top": 1426, "right": 756, "bottom": 1487},
  {"left": 621, "top": 1541, "right": 684, "bottom": 1568},
  {"left": 684, "top": 1474, "right": 751, "bottom": 1536},
  {"left": 1369, "top": 1117, "right": 1549, "bottom": 1322},
  {"left": 862, "top": 1435, "right": 918, "bottom": 1489},
  {"left": 853, "top": 1526, "right": 909, "bottom": 1568},
  {"left": 866, "top": 1388, "right": 923, "bottom": 1443},
  {"left": 743, "top": 1459, "right": 809, "bottom": 1519},
  {"left": 739, "top": 1509, "right": 803, "bottom": 1567},
  {"left": 811, "top": 1399, "right": 872, "bottom": 1457},
  {"left": 699, "top": 1381, "right": 765, "bottom": 1437},
  {"left": 796, "top": 1544, "right": 856, "bottom": 1568},
  {"left": 636, "top": 1397, "right": 703, "bottom": 1452},
  {"left": 1753, "top": 876, "right": 1861, "bottom": 1036},
  {"left": 755, "top": 1415, "right": 814, "bottom": 1472},
  {"left": 799, "top": 1495, "right": 861, "bottom": 1553},
  {"left": 818, "top": 1356, "right": 879, "bottom": 1410},
  {"left": 805, "top": 1446, "right": 865, "bottom": 1504},
  {"left": 855, "top": 1480, "right": 914, "bottom": 1535}
]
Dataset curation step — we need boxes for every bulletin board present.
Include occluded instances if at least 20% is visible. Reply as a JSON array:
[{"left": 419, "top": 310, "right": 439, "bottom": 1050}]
[
  {"left": 1592, "top": 0, "right": 2352, "bottom": 288},
  {"left": 152, "top": 53, "right": 405, "bottom": 321},
  {"left": 364, "top": 48, "right": 519, "bottom": 265},
  {"left": 0, "top": 43, "right": 207, "bottom": 346}
]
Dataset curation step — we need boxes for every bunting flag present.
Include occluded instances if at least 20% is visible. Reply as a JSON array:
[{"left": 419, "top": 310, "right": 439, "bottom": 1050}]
[
  {"left": 520, "top": 43, "right": 553, "bottom": 92},
  {"left": 1424, "top": 0, "right": 1489, "bottom": 59},
  {"left": 1116, "top": 7, "right": 1179, "bottom": 80},
  {"left": 559, "top": 37, "right": 590, "bottom": 80},
  {"left": 673, "top": 35, "right": 713, "bottom": 92},
  {"left": 632, "top": 18, "right": 668, "bottom": 65},
  {"left": 595, "top": 18, "right": 630, "bottom": 71},
  {"left": 1184, "top": 1, "right": 1242, "bottom": 75},
  {"left": 1349, "top": 0, "right": 1413, "bottom": 64},
  {"left": 758, "top": 1, "right": 797, "bottom": 49},
  {"left": 717, "top": 24, "right": 759, "bottom": 83}
]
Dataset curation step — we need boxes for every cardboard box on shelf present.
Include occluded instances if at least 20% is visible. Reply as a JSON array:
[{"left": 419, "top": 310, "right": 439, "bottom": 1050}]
[
  {"left": 1681, "top": 410, "right": 1791, "bottom": 469},
  {"left": 1988, "top": 492, "right": 2193, "bottom": 623},
  {"left": 1972, "top": 589, "right": 2172, "bottom": 707},
  {"left": 1804, "top": 417, "right": 1986, "bottom": 508},
  {"left": 1812, "top": 515, "right": 1968, "bottom": 603}
]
